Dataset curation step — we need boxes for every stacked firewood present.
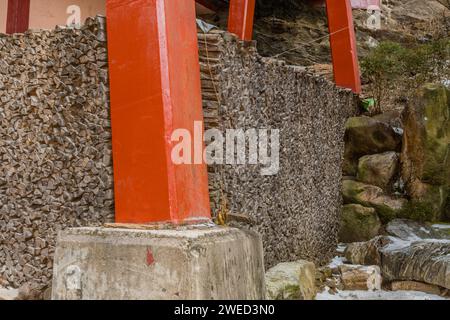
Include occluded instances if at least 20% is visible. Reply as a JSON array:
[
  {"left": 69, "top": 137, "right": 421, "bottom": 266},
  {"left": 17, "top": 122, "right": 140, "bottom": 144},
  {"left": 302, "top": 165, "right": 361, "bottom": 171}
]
[
  {"left": 198, "top": 30, "right": 359, "bottom": 269},
  {"left": 0, "top": 16, "right": 113, "bottom": 291}
]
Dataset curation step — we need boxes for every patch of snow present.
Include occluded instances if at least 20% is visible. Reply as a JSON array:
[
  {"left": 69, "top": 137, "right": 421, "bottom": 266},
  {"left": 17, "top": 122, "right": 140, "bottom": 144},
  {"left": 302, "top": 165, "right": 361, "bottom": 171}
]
[
  {"left": 366, "top": 266, "right": 382, "bottom": 291},
  {"left": 393, "top": 127, "right": 404, "bottom": 135},
  {"left": 382, "top": 236, "right": 450, "bottom": 252},
  {"left": 382, "top": 236, "right": 415, "bottom": 251},
  {"left": 442, "top": 79, "right": 450, "bottom": 87},
  {"left": 433, "top": 224, "right": 450, "bottom": 230},
  {"left": 328, "top": 256, "right": 347, "bottom": 269},
  {"left": 336, "top": 244, "right": 347, "bottom": 254},
  {"left": 316, "top": 289, "right": 448, "bottom": 301},
  {"left": 419, "top": 227, "right": 431, "bottom": 234},
  {"left": 0, "top": 287, "right": 19, "bottom": 300}
]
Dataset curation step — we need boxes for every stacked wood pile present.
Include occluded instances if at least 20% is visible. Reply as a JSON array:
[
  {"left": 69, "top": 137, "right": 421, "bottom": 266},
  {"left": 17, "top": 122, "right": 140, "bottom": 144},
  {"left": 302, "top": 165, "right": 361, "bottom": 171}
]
[
  {"left": 0, "top": 21, "right": 357, "bottom": 295},
  {"left": 0, "top": 16, "right": 113, "bottom": 292},
  {"left": 198, "top": 30, "right": 359, "bottom": 268}
]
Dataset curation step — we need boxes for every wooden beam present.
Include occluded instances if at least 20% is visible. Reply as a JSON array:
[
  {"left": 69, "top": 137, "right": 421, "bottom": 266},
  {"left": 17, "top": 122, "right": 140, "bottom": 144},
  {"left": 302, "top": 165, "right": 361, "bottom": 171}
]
[
  {"left": 326, "top": 0, "right": 362, "bottom": 94},
  {"left": 106, "top": 0, "right": 211, "bottom": 224},
  {"left": 6, "top": 0, "right": 30, "bottom": 34},
  {"left": 228, "top": 0, "right": 256, "bottom": 41}
]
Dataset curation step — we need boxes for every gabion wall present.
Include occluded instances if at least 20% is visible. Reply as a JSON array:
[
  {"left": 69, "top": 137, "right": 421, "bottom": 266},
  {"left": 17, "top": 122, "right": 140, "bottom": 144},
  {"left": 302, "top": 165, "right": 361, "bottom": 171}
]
[
  {"left": 0, "top": 17, "right": 113, "bottom": 290},
  {"left": 200, "top": 31, "right": 358, "bottom": 268}
]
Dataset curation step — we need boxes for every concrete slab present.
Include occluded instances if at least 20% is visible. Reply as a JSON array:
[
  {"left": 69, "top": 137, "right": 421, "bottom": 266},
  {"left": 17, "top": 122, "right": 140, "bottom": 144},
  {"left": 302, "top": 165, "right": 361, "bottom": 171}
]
[
  {"left": 52, "top": 226, "right": 265, "bottom": 300},
  {"left": 0, "top": 287, "right": 19, "bottom": 300}
]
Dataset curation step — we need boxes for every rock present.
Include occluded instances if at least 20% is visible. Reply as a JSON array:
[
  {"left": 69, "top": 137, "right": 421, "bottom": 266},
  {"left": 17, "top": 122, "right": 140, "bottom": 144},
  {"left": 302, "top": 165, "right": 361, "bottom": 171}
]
[
  {"left": 357, "top": 152, "right": 399, "bottom": 191},
  {"left": 339, "top": 204, "right": 381, "bottom": 243},
  {"left": 386, "top": 219, "right": 448, "bottom": 241},
  {"left": 0, "top": 287, "right": 19, "bottom": 301},
  {"left": 401, "top": 84, "right": 450, "bottom": 221},
  {"left": 432, "top": 223, "right": 450, "bottom": 239},
  {"left": 43, "top": 286, "right": 52, "bottom": 301},
  {"left": 345, "top": 236, "right": 392, "bottom": 266},
  {"left": 343, "top": 116, "right": 402, "bottom": 175},
  {"left": 400, "top": 185, "right": 448, "bottom": 222},
  {"left": 343, "top": 180, "right": 383, "bottom": 203},
  {"left": 342, "top": 180, "right": 407, "bottom": 222},
  {"left": 346, "top": 234, "right": 450, "bottom": 290},
  {"left": 372, "top": 110, "right": 404, "bottom": 129},
  {"left": 381, "top": 241, "right": 450, "bottom": 290},
  {"left": 265, "top": 260, "right": 317, "bottom": 300},
  {"left": 17, "top": 283, "right": 44, "bottom": 300},
  {"left": 343, "top": 155, "right": 359, "bottom": 177},
  {"left": 315, "top": 267, "right": 334, "bottom": 290},
  {"left": 339, "top": 265, "right": 382, "bottom": 291},
  {"left": 391, "top": 281, "right": 442, "bottom": 295},
  {"left": 364, "top": 190, "right": 408, "bottom": 218}
]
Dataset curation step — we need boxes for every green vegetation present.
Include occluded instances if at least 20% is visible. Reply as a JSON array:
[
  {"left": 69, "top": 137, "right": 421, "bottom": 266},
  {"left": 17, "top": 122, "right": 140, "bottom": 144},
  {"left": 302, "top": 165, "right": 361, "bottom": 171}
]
[
  {"left": 361, "top": 38, "right": 450, "bottom": 112},
  {"left": 399, "top": 200, "right": 437, "bottom": 223}
]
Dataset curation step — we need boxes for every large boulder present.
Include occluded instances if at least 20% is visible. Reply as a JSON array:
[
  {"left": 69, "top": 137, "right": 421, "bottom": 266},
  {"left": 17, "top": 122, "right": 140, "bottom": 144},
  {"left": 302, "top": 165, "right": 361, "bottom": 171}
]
[
  {"left": 342, "top": 180, "right": 407, "bottom": 222},
  {"left": 339, "top": 204, "right": 381, "bottom": 243},
  {"left": 381, "top": 241, "right": 450, "bottom": 290},
  {"left": 345, "top": 236, "right": 391, "bottom": 266},
  {"left": 357, "top": 152, "right": 399, "bottom": 191},
  {"left": 265, "top": 260, "right": 317, "bottom": 300},
  {"left": 432, "top": 223, "right": 450, "bottom": 239},
  {"left": 372, "top": 110, "right": 403, "bottom": 129},
  {"left": 345, "top": 235, "right": 450, "bottom": 290},
  {"left": 386, "top": 219, "right": 449, "bottom": 241},
  {"left": 401, "top": 84, "right": 450, "bottom": 221},
  {"left": 339, "top": 264, "right": 382, "bottom": 291},
  {"left": 344, "top": 116, "right": 402, "bottom": 176},
  {"left": 391, "top": 281, "right": 442, "bottom": 296}
]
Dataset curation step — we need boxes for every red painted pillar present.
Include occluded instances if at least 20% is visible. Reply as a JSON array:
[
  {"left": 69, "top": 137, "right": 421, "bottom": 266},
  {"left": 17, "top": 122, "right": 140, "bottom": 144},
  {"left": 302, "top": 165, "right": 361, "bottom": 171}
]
[
  {"left": 228, "top": 0, "right": 256, "bottom": 41},
  {"left": 6, "top": 0, "right": 30, "bottom": 34},
  {"left": 326, "top": 0, "right": 362, "bottom": 94},
  {"left": 106, "top": 0, "right": 211, "bottom": 224}
]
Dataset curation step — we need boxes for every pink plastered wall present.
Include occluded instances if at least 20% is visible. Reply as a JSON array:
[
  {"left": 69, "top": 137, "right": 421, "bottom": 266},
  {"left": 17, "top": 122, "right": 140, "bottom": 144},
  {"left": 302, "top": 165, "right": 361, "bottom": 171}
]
[
  {"left": 351, "top": 0, "right": 381, "bottom": 9},
  {"left": 0, "top": 0, "right": 214, "bottom": 34}
]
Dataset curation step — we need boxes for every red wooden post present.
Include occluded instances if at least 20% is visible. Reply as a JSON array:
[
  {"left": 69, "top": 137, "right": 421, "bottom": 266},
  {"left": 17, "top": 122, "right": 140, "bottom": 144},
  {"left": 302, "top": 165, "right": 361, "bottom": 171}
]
[
  {"left": 228, "top": 0, "right": 256, "bottom": 41},
  {"left": 326, "top": 0, "right": 362, "bottom": 94},
  {"left": 6, "top": 0, "right": 30, "bottom": 34},
  {"left": 106, "top": 0, "right": 211, "bottom": 224}
]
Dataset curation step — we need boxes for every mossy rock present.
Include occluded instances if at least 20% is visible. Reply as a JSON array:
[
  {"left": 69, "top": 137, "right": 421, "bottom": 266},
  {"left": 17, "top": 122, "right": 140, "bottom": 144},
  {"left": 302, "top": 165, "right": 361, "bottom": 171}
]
[
  {"left": 401, "top": 84, "right": 450, "bottom": 221},
  {"left": 265, "top": 261, "right": 316, "bottom": 300},
  {"left": 345, "top": 116, "right": 402, "bottom": 159},
  {"left": 402, "top": 84, "right": 450, "bottom": 185},
  {"left": 342, "top": 180, "right": 407, "bottom": 223},
  {"left": 339, "top": 204, "right": 382, "bottom": 243},
  {"left": 357, "top": 152, "right": 399, "bottom": 191},
  {"left": 400, "top": 185, "right": 448, "bottom": 222},
  {"left": 444, "top": 192, "right": 450, "bottom": 221},
  {"left": 431, "top": 222, "right": 450, "bottom": 238}
]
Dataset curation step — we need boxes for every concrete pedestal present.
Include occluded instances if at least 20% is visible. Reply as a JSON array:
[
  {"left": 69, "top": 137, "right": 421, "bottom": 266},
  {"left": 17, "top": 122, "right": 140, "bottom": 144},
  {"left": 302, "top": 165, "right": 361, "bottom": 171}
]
[{"left": 51, "top": 226, "right": 266, "bottom": 300}]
